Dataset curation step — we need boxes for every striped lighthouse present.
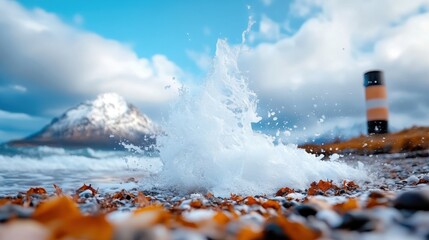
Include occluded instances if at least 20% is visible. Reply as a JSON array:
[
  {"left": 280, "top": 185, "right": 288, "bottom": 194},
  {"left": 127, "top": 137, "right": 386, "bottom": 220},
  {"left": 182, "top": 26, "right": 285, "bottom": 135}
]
[{"left": 364, "top": 70, "right": 388, "bottom": 134}]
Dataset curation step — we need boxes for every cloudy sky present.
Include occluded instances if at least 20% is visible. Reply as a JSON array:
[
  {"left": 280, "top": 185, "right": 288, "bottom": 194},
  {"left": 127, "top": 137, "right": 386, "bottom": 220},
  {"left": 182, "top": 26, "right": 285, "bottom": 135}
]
[{"left": 1, "top": 0, "right": 428, "bottom": 144}]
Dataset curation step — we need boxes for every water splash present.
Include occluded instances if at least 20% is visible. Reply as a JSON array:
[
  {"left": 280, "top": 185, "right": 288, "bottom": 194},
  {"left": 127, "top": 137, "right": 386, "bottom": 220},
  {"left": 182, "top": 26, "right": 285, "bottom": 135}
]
[
  {"left": 241, "top": 16, "right": 255, "bottom": 45},
  {"left": 159, "top": 40, "right": 366, "bottom": 196}
]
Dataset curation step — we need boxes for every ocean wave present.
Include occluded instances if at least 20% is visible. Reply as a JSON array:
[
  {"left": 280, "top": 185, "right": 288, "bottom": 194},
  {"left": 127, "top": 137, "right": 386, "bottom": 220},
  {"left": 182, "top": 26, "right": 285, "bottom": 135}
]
[{"left": 0, "top": 153, "right": 162, "bottom": 173}]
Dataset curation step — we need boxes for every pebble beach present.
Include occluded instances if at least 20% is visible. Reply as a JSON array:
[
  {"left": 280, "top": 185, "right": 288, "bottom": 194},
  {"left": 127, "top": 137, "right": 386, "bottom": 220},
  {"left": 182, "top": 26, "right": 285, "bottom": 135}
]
[{"left": 1, "top": 151, "right": 429, "bottom": 240}]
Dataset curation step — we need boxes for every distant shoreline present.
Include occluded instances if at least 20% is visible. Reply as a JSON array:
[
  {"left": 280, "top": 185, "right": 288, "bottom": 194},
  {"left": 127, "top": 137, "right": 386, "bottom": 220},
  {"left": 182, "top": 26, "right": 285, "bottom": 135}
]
[{"left": 300, "top": 126, "right": 429, "bottom": 156}]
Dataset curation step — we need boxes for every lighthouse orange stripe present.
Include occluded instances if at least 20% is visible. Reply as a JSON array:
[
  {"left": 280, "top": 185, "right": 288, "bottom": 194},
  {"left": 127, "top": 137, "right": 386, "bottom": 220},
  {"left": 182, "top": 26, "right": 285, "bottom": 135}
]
[
  {"left": 366, "top": 107, "right": 388, "bottom": 121},
  {"left": 365, "top": 86, "right": 387, "bottom": 100}
]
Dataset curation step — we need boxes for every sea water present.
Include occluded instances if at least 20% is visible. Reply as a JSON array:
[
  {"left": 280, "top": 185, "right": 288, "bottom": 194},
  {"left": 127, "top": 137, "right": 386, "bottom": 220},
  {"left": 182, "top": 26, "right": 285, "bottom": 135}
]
[
  {"left": 158, "top": 39, "right": 366, "bottom": 196},
  {"left": 0, "top": 145, "right": 162, "bottom": 195}
]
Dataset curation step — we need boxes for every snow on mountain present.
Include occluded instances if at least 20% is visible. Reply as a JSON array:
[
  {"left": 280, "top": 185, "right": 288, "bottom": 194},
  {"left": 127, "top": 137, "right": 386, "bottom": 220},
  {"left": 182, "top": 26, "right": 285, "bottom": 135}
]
[
  {"left": 9, "top": 93, "right": 159, "bottom": 150},
  {"left": 48, "top": 93, "right": 158, "bottom": 136}
]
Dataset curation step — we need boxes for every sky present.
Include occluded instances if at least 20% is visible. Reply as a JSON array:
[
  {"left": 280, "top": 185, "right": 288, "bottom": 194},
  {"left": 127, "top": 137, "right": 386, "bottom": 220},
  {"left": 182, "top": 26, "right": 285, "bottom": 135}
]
[{"left": 1, "top": 0, "right": 429, "bottom": 144}]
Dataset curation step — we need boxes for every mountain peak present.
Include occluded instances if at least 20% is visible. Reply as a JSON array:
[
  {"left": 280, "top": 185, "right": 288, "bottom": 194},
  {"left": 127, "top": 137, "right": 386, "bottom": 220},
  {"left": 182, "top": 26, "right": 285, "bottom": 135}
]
[
  {"left": 92, "top": 93, "right": 128, "bottom": 118},
  {"left": 64, "top": 92, "right": 132, "bottom": 126},
  {"left": 9, "top": 93, "right": 158, "bottom": 150}
]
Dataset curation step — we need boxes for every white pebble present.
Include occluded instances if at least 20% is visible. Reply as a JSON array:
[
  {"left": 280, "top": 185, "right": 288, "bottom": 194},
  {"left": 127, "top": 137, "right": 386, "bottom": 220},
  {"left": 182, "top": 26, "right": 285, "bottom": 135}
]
[
  {"left": 317, "top": 210, "right": 341, "bottom": 227},
  {"left": 406, "top": 175, "right": 419, "bottom": 185}
]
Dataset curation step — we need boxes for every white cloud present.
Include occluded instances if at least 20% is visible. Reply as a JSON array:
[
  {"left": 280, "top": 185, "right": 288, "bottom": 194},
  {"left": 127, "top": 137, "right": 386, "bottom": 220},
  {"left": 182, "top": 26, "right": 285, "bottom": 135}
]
[
  {"left": 0, "top": 84, "right": 27, "bottom": 93},
  {"left": 240, "top": 0, "right": 429, "bottom": 142},
  {"left": 186, "top": 48, "right": 212, "bottom": 71},
  {"left": 12, "top": 85, "right": 27, "bottom": 92},
  {"left": 0, "top": 109, "right": 35, "bottom": 120},
  {"left": 249, "top": 15, "right": 282, "bottom": 43},
  {"left": 73, "top": 14, "right": 84, "bottom": 25},
  {"left": 261, "top": 0, "right": 273, "bottom": 7},
  {"left": 259, "top": 15, "right": 281, "bottom": 40},
  {"left": 0, "top": 0, "right": 182, "bottom": 117}
]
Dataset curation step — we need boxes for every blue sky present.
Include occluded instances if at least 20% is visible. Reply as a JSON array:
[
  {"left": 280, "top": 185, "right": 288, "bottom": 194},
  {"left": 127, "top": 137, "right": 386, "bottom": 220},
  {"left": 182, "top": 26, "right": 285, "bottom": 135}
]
[
  {"left": 1, "top": 0, "right": 429, "bottom": 144},
  {"left": 17, "top": 0, "right": 293, "bottom": 76},
  {"left": 17, "top": 1, "right": 246, "bottom": 74}
]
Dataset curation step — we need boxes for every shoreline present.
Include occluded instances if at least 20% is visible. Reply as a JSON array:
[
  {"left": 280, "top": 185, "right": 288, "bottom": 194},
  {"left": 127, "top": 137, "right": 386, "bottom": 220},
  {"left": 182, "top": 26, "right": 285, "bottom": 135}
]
[{"left": 300, "top": 126, "right": 429, "bottom": 157}]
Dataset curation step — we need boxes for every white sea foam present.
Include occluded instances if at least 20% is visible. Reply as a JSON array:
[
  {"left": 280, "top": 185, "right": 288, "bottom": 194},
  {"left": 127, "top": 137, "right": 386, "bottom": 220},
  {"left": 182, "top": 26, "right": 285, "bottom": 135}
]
[
  {"left": 0, "top": 148, "right": 163, "bottom": 195},
  {"left": 0, "top": 152, "right": 162, "bottom": 173},
  {"left": 159, "top": 39, "right": 367, "bottom": 196}
]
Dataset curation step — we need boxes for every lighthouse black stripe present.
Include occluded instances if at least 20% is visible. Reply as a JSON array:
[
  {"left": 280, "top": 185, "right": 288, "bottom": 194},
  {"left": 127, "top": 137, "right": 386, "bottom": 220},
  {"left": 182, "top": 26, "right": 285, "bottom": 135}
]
[
  {"left": 364, "top": 70, "right": 385, "bottom": 87},
  {"left": 367, "top": 120, "right": 388, "bottom": 134}
]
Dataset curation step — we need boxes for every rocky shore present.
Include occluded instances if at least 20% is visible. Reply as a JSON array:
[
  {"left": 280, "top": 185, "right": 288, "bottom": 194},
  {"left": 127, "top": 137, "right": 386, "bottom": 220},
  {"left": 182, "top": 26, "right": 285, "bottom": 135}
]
[{"left": 300, "top": 126, "right": 429, "bottom": 156}]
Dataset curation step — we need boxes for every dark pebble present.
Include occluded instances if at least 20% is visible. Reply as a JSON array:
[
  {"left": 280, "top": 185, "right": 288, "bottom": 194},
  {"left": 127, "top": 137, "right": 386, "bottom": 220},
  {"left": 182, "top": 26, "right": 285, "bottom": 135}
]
[
  {"left": 293, "top": 205, "right": 318, "bottom": 218},
  {"left": 79, "top": 192, "right": 92, "bottom": 199},
  {"left": 337, "top": 189, "right": 346, "bottom": 195},
  {"left": 336, "top": 212, "right": 375, "bottom": 232},
  {"left": 396, "top": 219, "right": 416, "bottom": 232},
  {"left": 262, "top": 223, "right": 290, "bottom": 240},
  {"left": 315, "top": 190, "right": 325, "bottom": 196},
  {"left": 393, "top": 190, "right": 429, "bottom": 211},
  {"left": 368, "top": 191, "right": 386, "bottom": 199},
  {"left": 113, "top": 229, "right": 155, "bottom": 240},
  {"left": 282, "top": 201, "right": 296, "bottom": 209}
]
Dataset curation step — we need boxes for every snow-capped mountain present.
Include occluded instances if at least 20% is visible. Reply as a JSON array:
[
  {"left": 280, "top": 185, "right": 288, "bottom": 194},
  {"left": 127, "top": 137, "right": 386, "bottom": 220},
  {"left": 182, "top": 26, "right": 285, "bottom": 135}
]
[{"left": 9, "top": 93, "right": 159, "bottom": 150}]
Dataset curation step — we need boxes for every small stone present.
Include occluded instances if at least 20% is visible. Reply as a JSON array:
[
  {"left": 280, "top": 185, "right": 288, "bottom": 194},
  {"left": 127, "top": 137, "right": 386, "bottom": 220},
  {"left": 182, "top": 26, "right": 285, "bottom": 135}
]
[
  {"left": 336, "top": 212, "right": 375, "bottom": 232},
  {"left": 406, "top": 175, "right": 419, "bottom": 185},
  {"left": 394, "top": 190, "right": 429, "bottom": 211},
  {"left": 113, "top": 228, "right": 156, "bottom": 240},
  {"left": 368, "top": 191, "right": 386, "bottom": 199},
  {"left": 0, "top": 220, "right": 49, "bottom": 240},
  {"left": 172, "top": 229, "right": 205, "bottom": 240},
  {"left": 385, "top": 179, "right": 395, "bottom": 186},
  {"left": 293, "top": 205, "right": 318, "bottom": 218},
  {"left": 262, "top": 223, "right": 289, "bottom": 240},
  {"left": 78, "top": 189, "right": 94, "bottom": 199},
  {"left": 0, "top": 204, "right": 34, "bottom": 223},
  {"left": 282, "top": 201, "right": 296, "bottom": 209},
  {"left": 316, "top": 210, "right": 342, "bottom": 227},
  {"left": 337, "top": 189, "right": 346, "bottom": 195}
]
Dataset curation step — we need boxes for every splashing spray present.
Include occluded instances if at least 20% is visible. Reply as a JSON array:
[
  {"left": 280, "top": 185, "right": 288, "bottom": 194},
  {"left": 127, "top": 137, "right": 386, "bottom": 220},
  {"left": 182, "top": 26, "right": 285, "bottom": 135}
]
[{"left": 158, "top": 30, "right": 366, "bottom": 196}]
